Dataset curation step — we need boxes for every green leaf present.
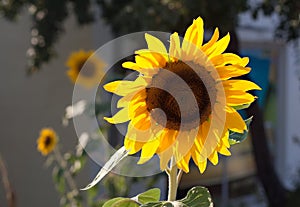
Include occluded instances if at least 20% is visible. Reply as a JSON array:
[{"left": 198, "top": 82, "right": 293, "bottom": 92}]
[
  {"left": 141, "top": 201, "right": 184, "bottom": 207},
  {"left": 137, "top": 188, "right": 161, "bottom": 204},
  {"left": 180, "top": 186, "right": 212, "bottom": 207},
  {"left": 52, "top": 167, "right": 65, "bottom": 194},
  {"left": 81, "top": 146, "right": 129, "bottom": 190},
  {"left": 103, "top": 188, "right": 161, "bottom": 207},
  {"left": 103, "top": 198, "right": 124, "bottom": 207},
  {"left": 229, "top": 116, "right": 253, "bottom": 145},
  {"left": 232, "top": 103, "right": 251, "bottom": 111},
  {"left": 141, "top": 186, "right": 212, "bottom": 207},
  {"left": 103, "top": 198, "right": 139, "bottom": 207}
]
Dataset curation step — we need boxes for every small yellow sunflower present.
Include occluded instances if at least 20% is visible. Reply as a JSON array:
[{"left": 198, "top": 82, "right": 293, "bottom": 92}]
[
  {"left": 66, "top": 50, "right": 105, "bottom": 88},
  {"left": 37, "top": 128, "right": 58, "bottom": 156},
  {"left": 103, "top": 17, "right": 261, "bottom": 173}
]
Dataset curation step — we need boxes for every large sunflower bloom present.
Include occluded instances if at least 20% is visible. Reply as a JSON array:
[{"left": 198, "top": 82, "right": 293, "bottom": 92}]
[
  {"left": 37, "top": 128, "right": 58, "bottom": 156},
  {"left": 66, "top": 50, "right": 105, "bottom": 88},
  {"left": 103, "top": 17, "right": 260, "bottom": 173}
]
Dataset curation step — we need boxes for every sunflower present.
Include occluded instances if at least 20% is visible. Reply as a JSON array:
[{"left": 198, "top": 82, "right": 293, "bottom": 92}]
[
  {"left": 66, "top": 50, "right": 105, "bottom": 88},
  {"left": 37, "top": 128, "right": 58, "bottom": 156},
  {"left": 103, "top": 17, "right": 261, "bottom": 173}
]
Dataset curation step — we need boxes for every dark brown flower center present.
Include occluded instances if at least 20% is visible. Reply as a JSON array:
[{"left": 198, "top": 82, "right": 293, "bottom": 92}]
[
  {"left": 77, "top": 60, "right": 95, "bottom": 77},
  {"left": 77, "top": 61, "right": 86, "bottom": 73},
  {"left": 146, "top": 61, "right": 216, "bottom": 130},
  {"left": 44, "top": 136, "right": 52, "bottom": 147}
]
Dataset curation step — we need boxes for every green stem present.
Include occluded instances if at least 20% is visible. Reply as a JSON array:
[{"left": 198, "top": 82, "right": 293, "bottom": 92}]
[
  {"left": 167, "top": 157, "right": 178, "bottom": 201},
  {"left": 53, "top": 148, "right": 79, "bottom": 206}
]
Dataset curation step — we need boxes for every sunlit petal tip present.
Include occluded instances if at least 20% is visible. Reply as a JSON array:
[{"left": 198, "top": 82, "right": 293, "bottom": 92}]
[
  {"left": 224, "top": 32, "right": 230, "bottom": 42},
  {"left": 181, "top": 166, "right": 190, "bottom": 173},
  {"left": 145, "top": 33, "right": 168, "bottom": 55},
  {"left": 122, "top": 61, "right": 140, "bottom": 70},
  {"left": 241, "top": 57, "right": 250, "bottom": 66},
  {"left": 137, "top": 157, "right": 149, "bottom": 165},
  {"left": 208, "top": 151, "right": 219, "bottom": 165},
  {"left": 195, "top": 16, "right": 204, "bottom": 23},
  {"left": 219, "top": 146, "right": 231, "bottom": 156},
  {"left": 103, "top": 116, "right": 113, "bottom": 123},
  {"left": 198, "top": 159, "right": 207, "bottom": 174}
]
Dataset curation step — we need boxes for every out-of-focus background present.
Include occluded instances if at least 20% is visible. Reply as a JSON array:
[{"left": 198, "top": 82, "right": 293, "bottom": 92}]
[{"left": 0, "top": 1, "right": 299, "bottom": 207}]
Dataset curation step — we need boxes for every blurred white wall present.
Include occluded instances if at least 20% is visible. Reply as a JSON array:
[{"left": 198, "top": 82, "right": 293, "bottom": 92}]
[
  {"left": 0, "top": 11, "right": 112, "bottom": 207},
  {"left": 239, "top": 10, "right": 300, "bottom": 190}
]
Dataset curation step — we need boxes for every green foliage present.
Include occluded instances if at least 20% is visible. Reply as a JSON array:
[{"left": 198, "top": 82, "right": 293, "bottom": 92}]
[
  {"left": 137, "top": 188, "right": 161, "bottom": 204},
  {"left": 103, "top": 174, "right": 129, "bottom": 198},
  {"left": 102, "top": 188, "right": 160, "bottom": 207},
  {"left": 229, "top": 116, "right": 252, "bottom": 145},
  {"left": 1, "top": 0, "right": 299, "bottom": 72},
  {"left": 53, "top": 166, "right": 66, "bottom": 194},
  {"left": 97, "top": 0, "right": 248, "bottom": 35},
  {"left": 102, "top": 187, "right": 212, "bottom": 207},
  {"left": 0, "top": 0, "right": 93, "bottom": 73},
  {"left": 251, "top": 0, "right": 300, "bottom": 41},
  {"left": 103, "top": 198, "right": 139, "bottom": 207}
]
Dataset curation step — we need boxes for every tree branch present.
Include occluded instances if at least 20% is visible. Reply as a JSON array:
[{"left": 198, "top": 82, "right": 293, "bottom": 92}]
[{"left": 0, "top": 155, "right": 17, "bottom": 207}]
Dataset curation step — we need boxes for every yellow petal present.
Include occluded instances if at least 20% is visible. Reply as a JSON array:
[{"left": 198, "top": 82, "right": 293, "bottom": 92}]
[
  {"left": 182, "top": 17, "right": 204, "bottom": 57},
  {"left": 169, "top": 32, "right": 181, "bottom": 59},
  {"left": 122, "top": 61, "right": 159, "bottom": 76},
  {"left": 210, "top": 53, "right": 244, "bottom": 66},
  {"left": 194, "top": 133, "right": 203, "bottom": 154},
  {"left": 183, "top": 18, "right": 201, "bottom": 45},
  {"left": 136, "top": 49, "right": 167, "bottom": 68},
  {"left": 122, "top": 61, "right": 141, "bottom": 70},
  {"left": 103, "top": 78, "right": 146, "bottom": 96},
  {"left": 159, "top": 147, "right": 173, "bottom": 170},
  {"left": 226, "top": 92, "right": 256, "bottom": 106},
  {"left": 208, "top": 150, "right": 219, "bottom": 165},
  {"left": 202, "top": 28, "right": 219, "bottom": 52},
  {"left": 135, "top": 55, "right": 156, "bottom": 68},
  {"left": 126, "top": 123, "right": 151, "bottom": 143},
  {"left": 225, "top": 107, "right": 247, "bottom": 133},
  {"left": 104, "top": 108, "right": 130, "bottom": 124},
  {"left": 174, "top": 131, "right": 194, "bottom": 165},
  {"left": 218, "top": 145, "right": 231, "bottom": 156},
  {"left": 205, "top": 33, "right": 230, "bottom": 58},
  {"left": 198, "top": 159, "right": 207, "bottom": 174},
  {"left": 177, "top": 152, "right": 191, "bottom": 173},
  {"left": 145, "top": 33, "right": 168, "bottom": 55},
  {"left": 221, "top": 130, "right": 230, "bottom": 148},
  {"left": 130, "top": 104, "right": 148, "bottom": 119},
  {"left": 216, "top": 65, "right": 251, "bottom": 80},
  {"left": 157, "top": 129, "right": 177, "bottom": 153},
  {"left": 223, "top": 80, "right": 262, "bottom": 91},
  {"left": 138, "top": 139, "right": 160, "bottom": 164},
  {"left": 129, "top": 99, "right": 147, "bottom": 117},
  {"left": 124, "top": 138, "right": 144, "bottom": 154},
  {"left": 131, "top": 113, "right": 151, "bottom": 131},
  {"left": 117, "top": 95, "right": 134, "bottom": 109}
]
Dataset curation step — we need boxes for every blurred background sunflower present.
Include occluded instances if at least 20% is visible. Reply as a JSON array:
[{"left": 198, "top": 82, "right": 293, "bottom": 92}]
[
  {"left": 66, "top": 50, "right": 106, "bottom": 88},
  {"left": 37, "top": 128, "right": 58, "bottom": 156}
]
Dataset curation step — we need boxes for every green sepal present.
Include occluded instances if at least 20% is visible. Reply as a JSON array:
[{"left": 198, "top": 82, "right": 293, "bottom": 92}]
[
  {"left": 229, "top": 116, "right": 253, "bottom": 145},
  {"left": 232, "top": 103, "right": 251, "bottom": 111}
]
